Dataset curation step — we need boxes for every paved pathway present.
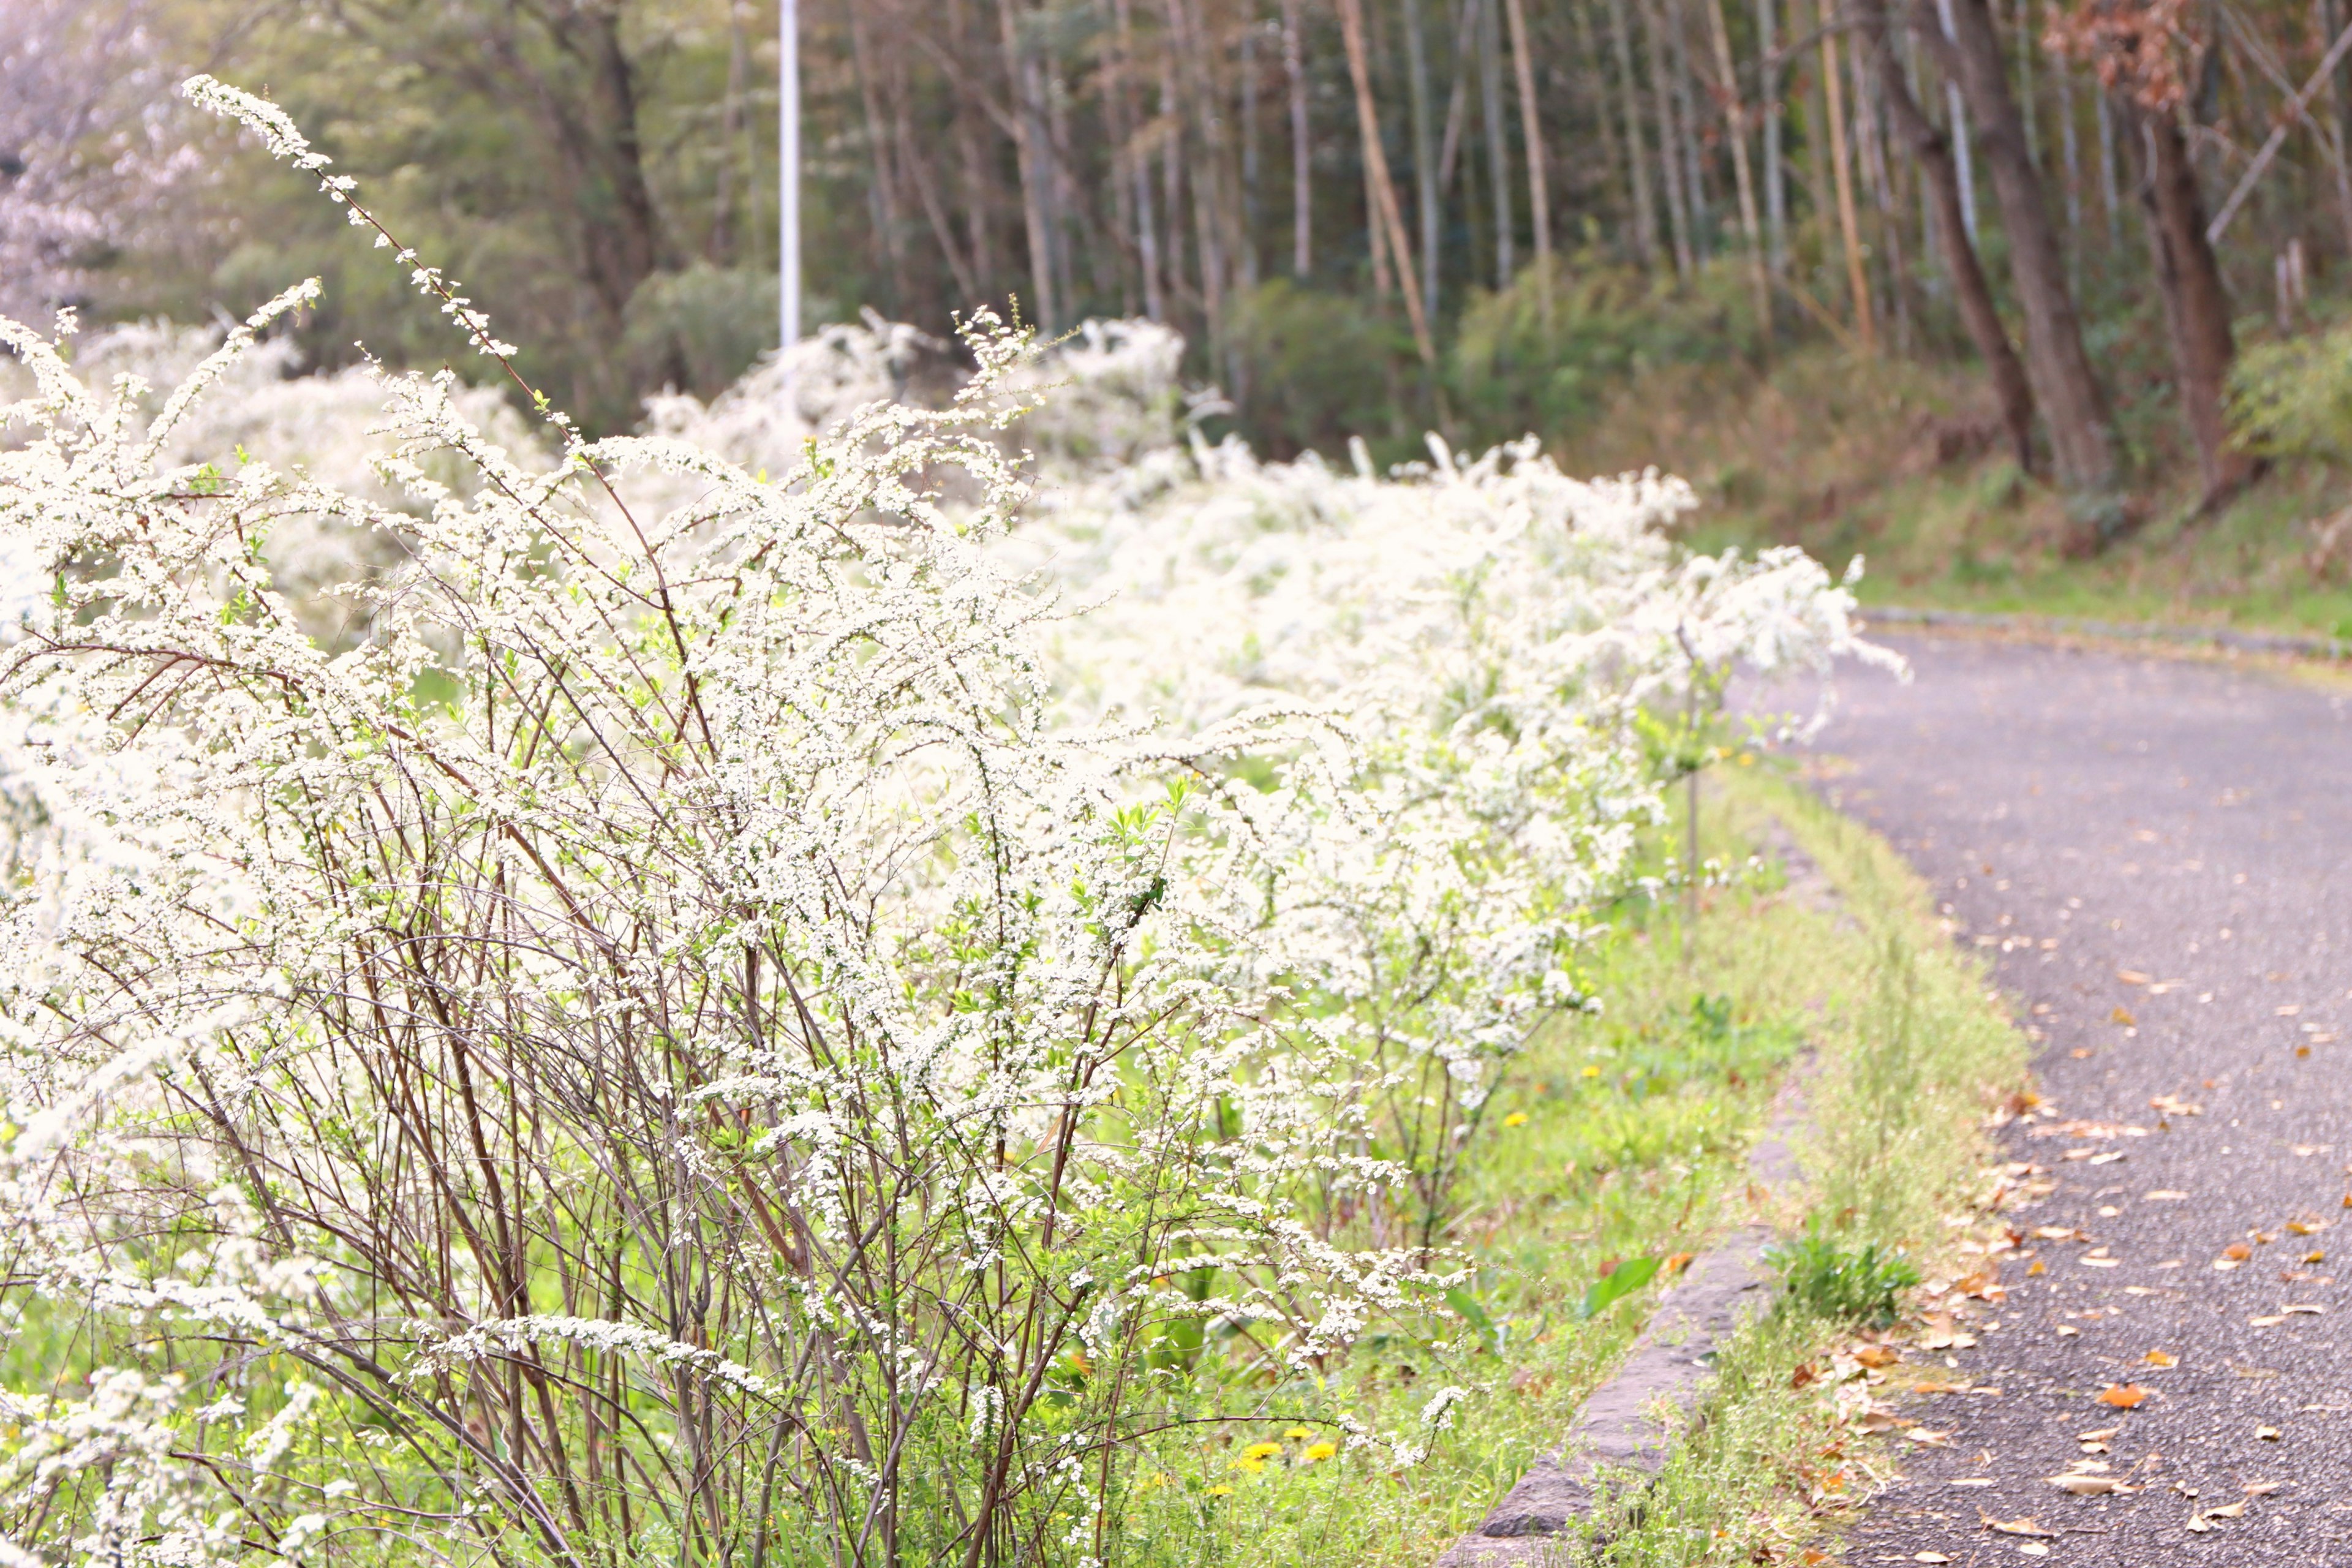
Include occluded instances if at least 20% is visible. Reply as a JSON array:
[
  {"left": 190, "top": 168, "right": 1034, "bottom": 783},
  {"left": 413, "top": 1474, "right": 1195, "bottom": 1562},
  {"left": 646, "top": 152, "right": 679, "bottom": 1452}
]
[{"left": 1804, "top": 633, "right": 2352, "bottom": 1564}]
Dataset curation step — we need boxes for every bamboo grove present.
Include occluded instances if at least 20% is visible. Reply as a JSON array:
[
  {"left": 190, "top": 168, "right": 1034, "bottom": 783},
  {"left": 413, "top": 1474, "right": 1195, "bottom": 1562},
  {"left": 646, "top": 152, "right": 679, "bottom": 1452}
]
[{"left": 17, "top": 0, "right": 2352, "bottom": 517}]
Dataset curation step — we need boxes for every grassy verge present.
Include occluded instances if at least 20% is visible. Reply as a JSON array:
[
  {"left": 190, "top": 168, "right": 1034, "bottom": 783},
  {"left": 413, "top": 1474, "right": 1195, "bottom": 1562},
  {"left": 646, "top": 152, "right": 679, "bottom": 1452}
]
[
  {"left": 1118, "top": 766, "right": 2030, "bottom": 1567},
  {"left": 1540, "top": 336, "right": 2352, "bottom": 641}
]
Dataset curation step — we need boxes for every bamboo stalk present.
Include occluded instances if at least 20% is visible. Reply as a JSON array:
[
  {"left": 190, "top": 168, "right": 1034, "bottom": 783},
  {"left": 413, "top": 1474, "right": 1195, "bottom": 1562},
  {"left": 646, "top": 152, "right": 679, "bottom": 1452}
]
[
  {"left": 1282, "top": 0, "right": 1312, "bottom": 275},
  {"left": 1643, "top": 0, "right": 1697, "bottom": 273},
  {"left": 1501, "top": 0, "right": 1554, "bottom": 309},
  {"left": 1337, "top": 0, "right": 1441, "bottom": 364},
  {"left": 1818, "top": 0, "right": 1876, "bottom": 347},
  {"left": 1610, "top": 0, "right": 1664, "bottom": 265},
  {"left": 1706, "top": 0, "right": 1774, "bottom": 334}
]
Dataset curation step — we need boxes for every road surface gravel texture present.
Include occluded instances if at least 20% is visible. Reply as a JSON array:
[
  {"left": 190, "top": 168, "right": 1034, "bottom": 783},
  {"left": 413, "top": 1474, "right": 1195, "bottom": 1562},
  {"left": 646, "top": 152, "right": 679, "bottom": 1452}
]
[{"left": 1803, "top": 634, "right": 2352, "bottom": 1564}]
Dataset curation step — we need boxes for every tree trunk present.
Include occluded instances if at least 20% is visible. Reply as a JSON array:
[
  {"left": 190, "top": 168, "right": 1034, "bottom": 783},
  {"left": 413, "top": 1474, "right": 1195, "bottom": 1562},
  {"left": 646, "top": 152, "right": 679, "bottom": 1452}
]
[
  {"left": 1501, "top": 0, "right": 1554, "bottom": 300},
  {"left": 848, "top": 0, "right": 908, "bottom": 309},
  {"left": 1282, "top": 0, "right": 1313, "bottom": 276},
  {"left": 1482, "top": 0, "right": 1518, "bottom": 285},
  {"left": 1817, "top": 0, "right": 1875, "bottom": 346},
  {"left": 1643, "top": 0, "right": 1697, "bottom": 273},
  {"left": 2128, "top": 100, "right": 2255, "bottom": 507},
  {"left": 1859, "top": 0, "right": 2036, "bottom": 468},
  {"left": 1403, "top": 0, "right": 1442, "bottom": 314},
  {"left": 1706, "top": 0, "right": 1774, "bottom": 334},
  {"left": 1000, "top": 0, "right": 1061, "bottom": 330},
  {"left": 1337, "top": 0, "right": 1440, "bottom": 363},
  {"left": 1938, "top": 0, "right": 2122, "bottom": 500},
  {"left": 1608, "top": 0, "right": 1662, "bottom": 266},
  {"left": 1758, "top": 0, "right": 1787, "bottom": 273}
]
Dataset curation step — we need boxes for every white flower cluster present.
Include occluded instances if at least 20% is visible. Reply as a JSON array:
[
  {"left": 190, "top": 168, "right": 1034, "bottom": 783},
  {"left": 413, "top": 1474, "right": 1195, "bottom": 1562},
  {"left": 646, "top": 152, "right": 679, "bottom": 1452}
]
[{"left": 0, "top": 78, "right": 1891, "bottom": 1568}]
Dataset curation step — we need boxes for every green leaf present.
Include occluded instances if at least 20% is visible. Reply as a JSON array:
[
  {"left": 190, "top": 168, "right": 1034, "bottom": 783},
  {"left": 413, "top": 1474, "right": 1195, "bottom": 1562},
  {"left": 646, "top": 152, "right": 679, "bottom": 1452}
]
[{"left": 1578, "top": 1255, "right": 1660, "bottom": 1320}]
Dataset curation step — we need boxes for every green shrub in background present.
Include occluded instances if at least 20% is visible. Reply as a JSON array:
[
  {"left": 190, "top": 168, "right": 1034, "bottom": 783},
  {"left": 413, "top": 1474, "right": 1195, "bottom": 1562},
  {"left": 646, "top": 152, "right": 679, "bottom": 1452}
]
[
  {"left": 622, "top": 262, "right": 782, "bottom": 398},
  {"left": 2228, "top": 312, "right": 2352, "bottom": 466},
  {"left": 1449, "top": 255, "right": 1757, "bottom": 445},
  {"left": 1227, "top": 278, "right": 1420, "bottom": 459}
]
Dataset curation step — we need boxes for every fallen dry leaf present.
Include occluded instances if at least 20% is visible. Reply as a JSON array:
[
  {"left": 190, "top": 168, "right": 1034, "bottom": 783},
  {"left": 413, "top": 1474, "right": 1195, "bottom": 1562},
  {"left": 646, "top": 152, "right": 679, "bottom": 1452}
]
[
  {"left": 1913, "top": 1555, "right": 1951, "bottom": 1565},
  {"left": 2146, "top": 1349, "right": 2178, "bottom": 1367},
  {"left": 2117, "top": 968, "right": 2151, "bottom": 984},
  {"left": 2250, "top": 1314, "right": 2287, "bottom": 1327},
  {"left": 2047, "top": 1473, "right": 2136, "bottom": 1496},
  {"left": 2078, "top": 1426, "right": 2121, "bottom": 1442},
  {"left": 2185, "top": 1515, "right": 2214, "bottom": 1534},
  {"left": 1853, "top": 1344, "right": 1901, "bottom": 1368},
  {"left": 2283, "top": 1303, "right": 2326, "bottom": 1315},
  {"left": 2286, "top": 1219, "right": 2329, "bottom": 1235},
  {"left": 2098, "top": 1383, "right": 2150, "bottom": 1409},
  {"left": 2225, "top": 1242, "right": 2255, "bottom": 1261},
  {"left": 2257, "top": 1425, "right": 2282, "bottom": 1441},
  {"left": 2204, "top": 1501, "right": 2247, "bottom": 1519},
  {"left": 2150, "top": 1094, "right": 2203, "bottom": 1117},
  {"left": 1982, "top": 1515, "right": 2059, "bottom": 1538},
  {"left": 2243, "top": 1481, "right": 2282, "bottom": 1497},
  {"left": 1906, "top": 1428, "right": 1952, "bottom": 1446},
  {"left": 2145, "top": 1189, "right": 2189, "bottom": 1200}
]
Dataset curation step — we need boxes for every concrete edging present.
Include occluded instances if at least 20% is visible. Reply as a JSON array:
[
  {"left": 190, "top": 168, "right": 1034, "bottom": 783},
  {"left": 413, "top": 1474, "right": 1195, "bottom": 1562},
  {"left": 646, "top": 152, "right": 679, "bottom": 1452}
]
[
  {"left": 1434, "top": 820, "right": 1842, "bottom": 1566},
  {"left": 1861, "top": 605, "right": 2351, "bottom": 662}
]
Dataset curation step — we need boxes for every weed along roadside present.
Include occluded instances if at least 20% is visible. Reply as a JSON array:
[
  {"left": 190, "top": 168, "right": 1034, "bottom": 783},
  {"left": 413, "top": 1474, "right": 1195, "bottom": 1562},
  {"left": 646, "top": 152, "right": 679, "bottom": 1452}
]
[{"left": 1359, "top": 774, "right": 2035, "bottom": 1568}]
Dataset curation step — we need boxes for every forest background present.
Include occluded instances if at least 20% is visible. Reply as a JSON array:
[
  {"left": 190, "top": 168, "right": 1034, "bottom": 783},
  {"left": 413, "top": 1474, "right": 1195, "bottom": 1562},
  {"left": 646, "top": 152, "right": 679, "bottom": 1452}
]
[{"left": 17, "top": 0, "right": 2352, "bottom": 623}]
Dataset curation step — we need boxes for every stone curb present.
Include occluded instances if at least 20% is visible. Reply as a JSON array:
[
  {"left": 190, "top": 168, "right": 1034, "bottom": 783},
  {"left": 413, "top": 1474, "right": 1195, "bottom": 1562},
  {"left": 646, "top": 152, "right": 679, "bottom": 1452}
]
[
  {"left": 1861, "top": 605, "right": 2351, "bottom": 662},
  {"left": 1434, "top": 818, "right": 1842, "bottom": 1566}
]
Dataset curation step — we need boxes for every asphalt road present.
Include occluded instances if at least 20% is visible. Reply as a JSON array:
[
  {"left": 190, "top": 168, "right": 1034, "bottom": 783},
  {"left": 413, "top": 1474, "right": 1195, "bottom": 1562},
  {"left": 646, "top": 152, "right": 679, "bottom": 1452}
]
[{"left": 1801, "top": 633, "right": 2352, "bottom": 1565}]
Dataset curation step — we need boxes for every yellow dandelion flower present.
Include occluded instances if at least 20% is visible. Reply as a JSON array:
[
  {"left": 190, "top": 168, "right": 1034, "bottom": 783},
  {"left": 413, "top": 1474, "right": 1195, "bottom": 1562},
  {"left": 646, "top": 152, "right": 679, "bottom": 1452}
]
[
  {"left": 1502, "top": 1111, "right": 1529, "bottom": 1127},
  {"left": 1207, "top": 1485, "right": 1234, "bottom": 1497},
  {"left": 1303, "top": 1442, "right": 1339, "bottom": 1462},
  {"left": 1242, "top": 1441, "right": 1284, "bottom": 1461},
  {"left": 1581, "top": 1063, "right": 1602, "bottom": 1079},
  {"left": 1284, "top": 1427, "right": 1313, "bottom": 1439}
]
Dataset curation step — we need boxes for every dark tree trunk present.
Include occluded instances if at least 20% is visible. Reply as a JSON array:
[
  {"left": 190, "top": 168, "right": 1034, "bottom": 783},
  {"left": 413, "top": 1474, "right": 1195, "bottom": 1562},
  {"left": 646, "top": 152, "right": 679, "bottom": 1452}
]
[
  {"left": 2126, "top": 100, "right": 2255, "bottom": 508},
  {"left": 1934, "top": 0, "right": 2122, "bottom": 508},
  {"left": 1859, "top": 0, "right": 2036, "bottom": 470}
]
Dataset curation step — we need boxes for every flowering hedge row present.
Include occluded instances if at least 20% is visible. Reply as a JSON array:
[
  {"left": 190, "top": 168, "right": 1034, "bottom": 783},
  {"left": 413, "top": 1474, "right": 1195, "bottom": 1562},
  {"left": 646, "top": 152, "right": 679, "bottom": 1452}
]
[{"left": 0, "top": 80, "right": 1890, "bottom": 1568}]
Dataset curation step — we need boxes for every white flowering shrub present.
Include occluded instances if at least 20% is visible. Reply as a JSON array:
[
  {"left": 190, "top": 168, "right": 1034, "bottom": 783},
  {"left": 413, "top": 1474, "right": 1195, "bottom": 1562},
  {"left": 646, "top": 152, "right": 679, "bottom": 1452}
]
[
  {"left": 1014, "top": 434, "right": 1893, "bottom": 1248},
  {"left": 0, "top": 78, "right": 1893, "bottom": 1568}
]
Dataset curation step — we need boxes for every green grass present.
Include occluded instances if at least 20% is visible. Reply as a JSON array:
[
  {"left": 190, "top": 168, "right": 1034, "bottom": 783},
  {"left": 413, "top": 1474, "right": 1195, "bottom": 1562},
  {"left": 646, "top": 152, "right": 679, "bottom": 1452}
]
[
  {"left": 1116, "top": 766, "right": 2031, "bottom": 1567},
  {"left": 1549, "top": 336, "right": 2352, "bottom": 642}
]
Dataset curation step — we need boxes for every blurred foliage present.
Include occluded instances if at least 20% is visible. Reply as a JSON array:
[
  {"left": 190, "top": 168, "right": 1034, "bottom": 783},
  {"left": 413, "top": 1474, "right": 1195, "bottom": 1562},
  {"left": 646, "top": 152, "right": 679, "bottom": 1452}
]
[
  {"left": 1227, "top": 279, "right": 1419, "bottom": 461},
  {"left": 2228, "top": 312, "right": 2352, "bottom": 465},
  {"left": 1450, "top": 255, "right": 1757, "bottom": 445}
]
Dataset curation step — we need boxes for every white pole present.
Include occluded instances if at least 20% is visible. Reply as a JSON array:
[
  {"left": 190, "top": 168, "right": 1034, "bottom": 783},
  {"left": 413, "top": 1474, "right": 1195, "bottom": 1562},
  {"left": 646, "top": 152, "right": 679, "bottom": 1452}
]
[{"left": 779, "top": 0, "right": 801, "bottom": 353}]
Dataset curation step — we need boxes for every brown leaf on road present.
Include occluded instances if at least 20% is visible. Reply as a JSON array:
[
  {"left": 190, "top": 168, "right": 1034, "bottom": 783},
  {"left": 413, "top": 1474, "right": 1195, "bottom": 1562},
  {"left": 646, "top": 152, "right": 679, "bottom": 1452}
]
[
  {"left": 2077, "top": 1426, "right": 2121, "bottom": 1442},
  {"left": 2047, "top": 1472, "right": 2136, "bottom": 1495},
  {"left": 2146, "top": 1349, "right": 2178, "bottom": 1367},
  {"left": 2223, "top": 1242, "right": 2253, "bottom": 1261},
  {"left": 2257, "top": 1425, "right": 2282, "bottom": 1441},
  {"left": 2112, "top": 1006, "right": 2138, "bottom": 1026},
  {"left": 2244, "top": 1481, "right": 2283, "bottom": 1496},
  {"left": 1906, "top": 1428, "right": 1953, "bottom": 1445},
  {"left": 1852, "top": 1344, "right": 1901, "bottom": 1368},
  {"left": 2203, "top": 1501, "right": 2247, "bottom": 1518},
  {"left": 2098, "top": 1383, "right": 2151, "bottom": 1409},
  {"left": 2150, "top": 1094, "right": 2203, "bottom": 1117},
  {"left": 1981, "top": 1515, "right": 2060, "bottom": 1538}
]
